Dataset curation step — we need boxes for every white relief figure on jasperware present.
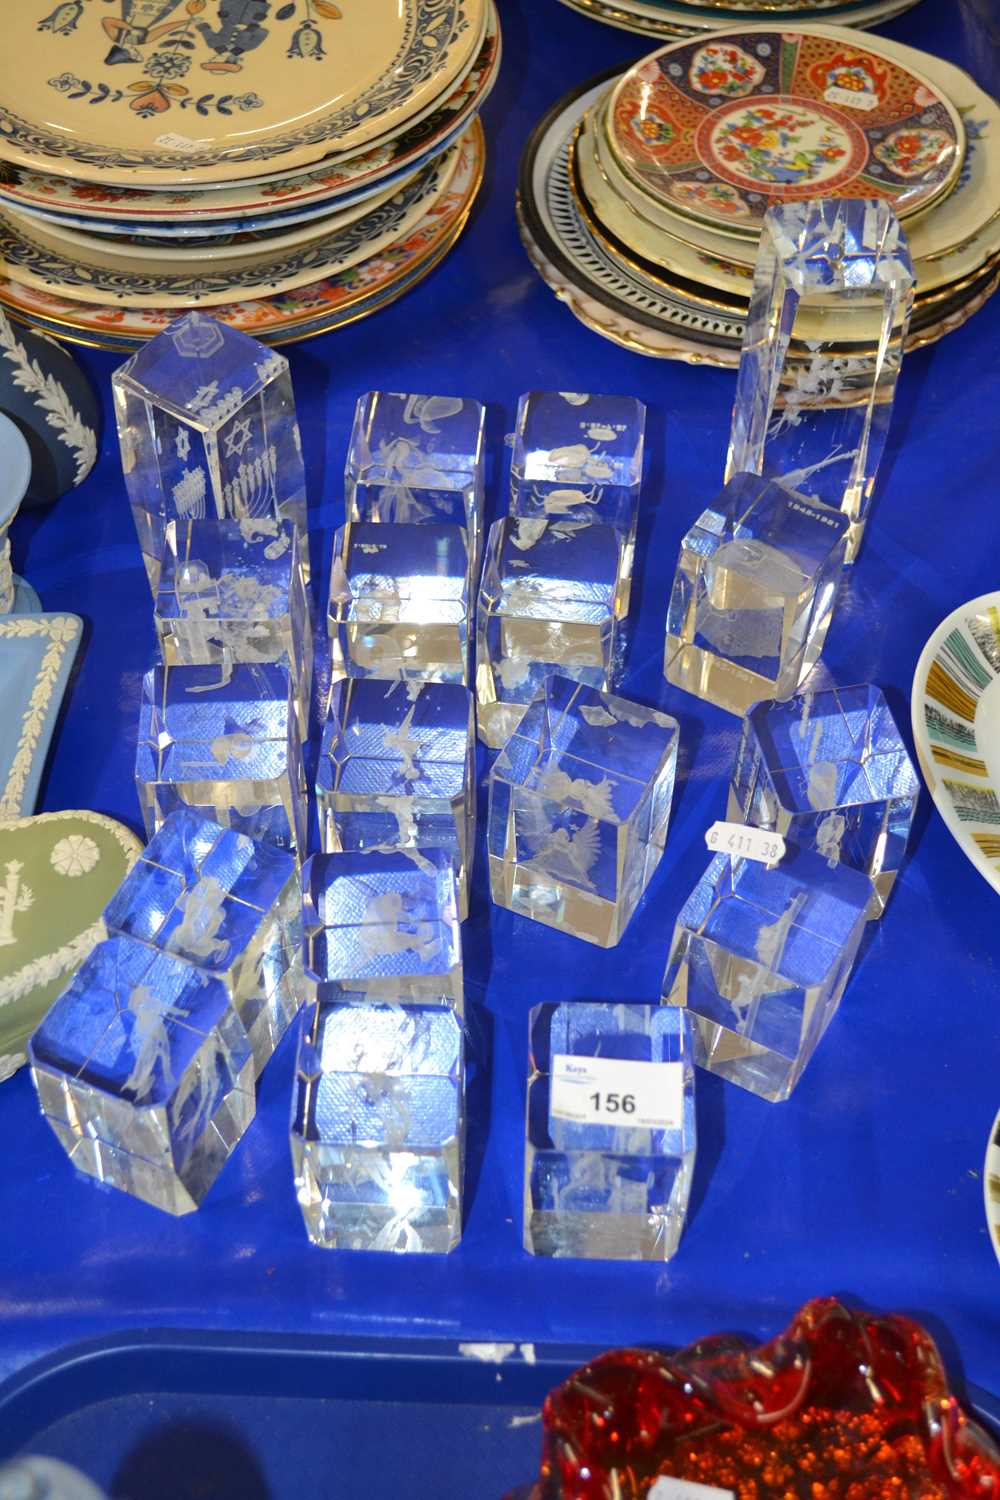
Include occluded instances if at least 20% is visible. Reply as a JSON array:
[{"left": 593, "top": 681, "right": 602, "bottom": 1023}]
[
  {"left": 172, "top": 466, "right": 207, "bottom": 519},
  {"left": 0, "top": 861, "right": 34, "bottom": 948},
  {"left": 401, "top": 395, "right": 463, "bottom": 434},
  {"left": 169, "top": 876, "right": 229, "bottom": 964}
]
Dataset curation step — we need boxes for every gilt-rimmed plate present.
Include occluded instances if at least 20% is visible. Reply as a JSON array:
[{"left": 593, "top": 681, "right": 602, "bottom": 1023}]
[
  {"left": 0, "top": 809, "right": 142, "bottom": 1080},
  {"left": 557, "top": 0, "right": 920, "bottom": 36},
  {"left": 985, "top": 1108, "right": 1000, "bottom": 1269},
  {"left": 608, "top": 27, "right": 963, "bottom": 233},
  {"left": 912, "top": 592, "right": 1000, "bottom": 898},
  {"left": 0, "top": 0, "right": 483, "bottom": 187}
]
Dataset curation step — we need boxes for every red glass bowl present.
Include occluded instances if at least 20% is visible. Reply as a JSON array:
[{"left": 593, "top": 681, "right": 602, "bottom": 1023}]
[{"left": 512, "top": 1297, "right": 1000, "bottom": 1499}]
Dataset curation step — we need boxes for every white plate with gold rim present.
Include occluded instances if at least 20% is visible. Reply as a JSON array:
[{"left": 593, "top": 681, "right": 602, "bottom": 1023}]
[
  {"left": 557, "top": 0, "right": 920, "bottom": 39},
  {"left": 0, "top": 0, "right": 484, "bottom": 188}
]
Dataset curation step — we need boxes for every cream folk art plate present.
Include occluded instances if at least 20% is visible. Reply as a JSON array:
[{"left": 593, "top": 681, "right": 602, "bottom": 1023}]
[
  {"left": 0, "top": 0, "right": 483, "bottom": 187},
  {"left": 0, "top": 810, "right": 143, "bottom": 1078},
  {"left": 912, "top": 592, "right": 1000, "bottom": 899}
]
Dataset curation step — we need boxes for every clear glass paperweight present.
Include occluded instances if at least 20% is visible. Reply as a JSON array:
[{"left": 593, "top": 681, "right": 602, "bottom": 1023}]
[
  {"left": 155, "top": 518, "right": 312, "bottom": 738},
  {"left": 726, "top": 200, "right": 915, "bottom": 563},
  {"left": 665, "top": 472, "right": 848, "bottom": 716},
  {"left": 729, "top": 685, "right": 920, "bottom": 918},
  {"left": 112, "top": 312, "right": 308, "bottom": 592},
  {"left": 316, "top": 678, "right": 475, "bottom": 919},
  {"left": 103, "top": 809, "right": 303, "bottom": 1077},
  {"left": 509, "top": 390, "right": 645, "bottom": 612},
  {"left": 302, "top": 849, "right": 463, "bottom": 1014},
  {"left": 662, "top": 844, "right": 873, "bottom": 1102},
  {"left": 328, "top": 521, "right": 470, "bottom": 686},
  {"left": 135, "top": 657, "right": 306, "bottom": 855},
  {"left": 291, "top": 998, "right": 464, "bottom": 1252},
  {"left": 488, "top": 676, "right": 679, "bottom": 947},
  {"left": 29, "top": 935, "right": 255, "bottom": 1215},
  {"left": 476, "top": 517, "right": 626, "bottom": 750},
  {"left": 345, "top": 391, "right": 485, "bottom": 554},
  {"left": 524, "top": 1002, "right": 695, "bottom": 1261}
]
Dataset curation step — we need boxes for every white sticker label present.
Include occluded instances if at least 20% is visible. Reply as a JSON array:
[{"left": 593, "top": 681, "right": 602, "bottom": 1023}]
[
  {"left": 649, "top": 1480, "right": 735, "bottom": 1500},
  {"left": 705, "top": 821, "right": 785, "bottom": 866},
  {"left": 154, "top": 132, "right": 209, "bottom": 152},
  {"left": 550, "top": 1055, "right": 683, "bottom": 1130},
  {"left": 824, "top": 84, "right": 879, "bottom": 112}
]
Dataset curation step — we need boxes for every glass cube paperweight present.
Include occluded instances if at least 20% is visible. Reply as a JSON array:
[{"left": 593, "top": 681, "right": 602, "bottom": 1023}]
[
  {"left": 662, "top": 844, "right": 873, "bottom": 1102},
  {"left": 135, "top": 658, "right": 306, "bottom": 855},
  {"left": 303, "top": 849, "right": 463, "bottom": 1014},
  {"left": 29, "top": 935, "right": 255, "bottom": 1215},
  {"left": 476, "top": 517, "right": 626, "bottom": 750},
  {"left": 726, "top": 200, "right": 915, "bottom": 563},
  {"left": 665, "top": 472, "right": 848, "bottom": 717},
  {"left": 524, "top": 1002, "right": 695, "bottom": 1261},
  {"left": 345, "top": 391, "right": 485, "bottom": 553},
  {"left": 290, "top": 999, "right": 464, "bottom": 1252},
  {"left": 113, "top": 312, "right": 308, "bottom": 593},
  {"left": 328, "top": 521, "right": 470, "bottom": 686},
  {"left": 103, "top": 809, "right": 303, "bottom": 1077},
  {"left": 728, "top": 685, "right": 920, "bottom": 919},
  {"left": 316, "top": 678, "right": 475, "bottom": 919},
  {"left": 488, "top": 677, "right": 679, "bottom": 947},
  {"left": 509, "top": 390, "right": 645, "bottom": 610},
  {"left": 155, "top": 518, "right": 312, "bottom": 738}
]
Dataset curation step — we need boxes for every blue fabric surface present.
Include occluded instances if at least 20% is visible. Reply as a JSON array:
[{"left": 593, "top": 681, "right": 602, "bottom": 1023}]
[{"left": 3, "top": 0, "right": 1000, "bottom": 1397}]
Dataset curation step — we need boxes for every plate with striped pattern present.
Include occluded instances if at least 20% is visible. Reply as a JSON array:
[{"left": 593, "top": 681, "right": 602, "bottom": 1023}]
[{"left": 912, "top": 591, "right": 1000, "bottom": 896}]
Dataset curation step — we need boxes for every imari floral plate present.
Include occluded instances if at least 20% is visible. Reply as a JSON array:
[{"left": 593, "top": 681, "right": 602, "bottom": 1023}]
[
  {"left": 0, "top": 810, "right": 142, "bottom": 1079},
  {"left": 0, "top": 615, "right": 83, "bottom": 820},
  {"left": 912, "top": 592, "right": 1000, "bottom": 899},
  {"left": 608, "top": 27, "right": 964, "bottom": 233},
  {"left": 0, "top": 0, "right": 483, "bottom": 187}
]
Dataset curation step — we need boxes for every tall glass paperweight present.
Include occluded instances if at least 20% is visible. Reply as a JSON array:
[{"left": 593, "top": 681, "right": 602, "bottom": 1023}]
[
  {"left": 328, "top": 521, "right": 470, "bottom": 686},
  {"left": 103, "top": 809, "right": 303, "bottom": 1076},
  {"left": 662, "top": 845, "right": 873, "bottom": 1101},
  {"left": 476, "top": 517, "right": 626, "bottom": 750},
  {"left": 726, "top": 200, "right": 915, "bottom": 563},
  {"left": 112, "top": 312, "right": 308, "bottom": 592},
  {"left": 345, "top": 391, "right": 485, "bottom": 558},
  {"left": 302, "top": 850, "right": 463, "bottom": 1014},
  {"left": 524, "top": 1002, "right": 695, "bottom": 1261},
  {"left": 135, "top": 657, "right": 306, "bottom": 854},
  {"left": 665, "top": 473, "right": 848, "bottom": 716},
  {"left": 290, "top": 998, "right": 464, "bottom": 1252},
  {"left": 728, "top": 685, "right": 920, "bottom": 918},
  {"left": 316, "top": 678, "right": 475, "bottom": 919},
  {"left": 29, "top": 935, "right": 255, "bottom": 1215},
  {"left": 488, "top": 677, "right": 679, "bottom": 947}
]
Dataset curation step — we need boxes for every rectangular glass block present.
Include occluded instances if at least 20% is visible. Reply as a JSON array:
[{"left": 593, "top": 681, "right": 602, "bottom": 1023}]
[
  {"left": 476, "top": 517, "right": 626, "bottom": 750},
  {"left": 302, "top": 849, "right": 463, "bottom": 1015},
  {"left": 524, "top": 1002, "right": 695, "bottom": 1261},
  {"left": 135, "top": 657, "right": 306, "bottom": 855},
  {"left": 345, "top": 391, "right": 485, "bottom": 552},
  {"left": 509, "top": 390, "right": 645, "bottom": 612},
  {"left": 316, "top": 678, "right": 475, "bottom": 920},
  {"left": 155, "top": 518, "right": 312, "bottom": 739},
  {"left": 328, "top": 521, "right": 470, "bottom": 686},
  {"left": 662, "top": 844, "right": 873, "bottom": 1102},
  {"left": 103, "top": 809, "right": 303, "bottom": 1077},
  {"left": 29, "top": 935, "right": 255, "bottom": 1215},
  {"left": 728, "top": 685, "right": 920, "bottom": 919},
  {"left": 665, "top": 472, "right": 848, "bottom": 717},
  {"left": 488, "top": 676, "right": 679, "bottom": 947},
  {"left": 291, "top": 999, "right": 464, "bottom": 1252},
  {"left": 726, "top": 200, "right": 915, "bottom": 564},
  {"left": 112, "top": 312, "right": 308, "bottom": 592}
]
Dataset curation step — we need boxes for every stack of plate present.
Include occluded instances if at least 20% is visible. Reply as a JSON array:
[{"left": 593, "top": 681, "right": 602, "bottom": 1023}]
[
  {"left": 0, "top": 0, "right": 498, "bottom": 350},
  {"left": 518, "top": 26, "right": 1000, "bottom": 364},
  {"left": 559, "top": 0, "right": 921, "bottom": 41}
]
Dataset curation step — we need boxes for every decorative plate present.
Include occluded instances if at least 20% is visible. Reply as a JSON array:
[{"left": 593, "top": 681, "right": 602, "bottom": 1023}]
[
  {"left": 0, "top": 809, "right": 142, "bottom": 1079},
  {"left": 912, "top": 592, "right": 1000, "bottom": 898},
  {"left": 555, "top": 0, "right": 920, "bottom": 42},
  {"left": 0, "top": 141, "right": 460, "bottom": 308},
  {"left": 0, "top": 614, "right": 83, "bottom": 819},
  {"left": 985, "top": 1107, "right": 1000, "bottom": 1269},
  {"left": 608, "top": 27, "right": 963, "bottom": 232},
  {"left": 0, "top": 121, "right": 485, "bottom": 347},
  {"left": 0, "top": 8, "right": 499, "bottom": 230},
  {"left": 0, "top": 0, "right": 483, "bottom": 187}
]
